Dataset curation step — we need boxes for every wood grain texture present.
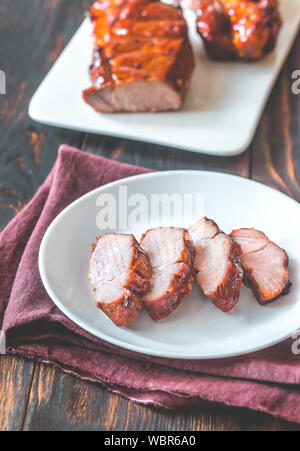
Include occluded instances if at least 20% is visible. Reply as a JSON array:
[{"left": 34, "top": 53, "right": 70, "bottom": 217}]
[
  {"left": 81, "top": 134, "right": 251, "bottom": 176},
  {"left": 0, "top": 0, "right": 87, "bottom": 230},
  {"left": 0, "top": 0, "right": 299, "bottom": 432},
  {"left": 21, "top": 363, "right": 300, "bottom": 431},
  {"left": 251, "top": 34, "right": 300, "bottom": 201},
  {"left": 0, "top": 356, "right": 35, "bottom": 431}
]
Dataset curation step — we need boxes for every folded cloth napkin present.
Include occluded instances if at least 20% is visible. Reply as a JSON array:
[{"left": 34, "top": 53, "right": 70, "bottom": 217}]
[{"left": 1, "top": 145, "right": 300, "bottom": 424}]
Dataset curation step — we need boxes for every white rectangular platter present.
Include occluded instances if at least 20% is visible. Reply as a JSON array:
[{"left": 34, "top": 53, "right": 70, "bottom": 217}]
[{"left": 29, "top": 0, "right": 300, "bottom": 156}]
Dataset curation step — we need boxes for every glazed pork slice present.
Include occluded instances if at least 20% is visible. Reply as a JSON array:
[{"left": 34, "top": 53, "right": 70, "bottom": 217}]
[
  {"left": 88, "top": 233, "right": 151, "bottom": 327},
  {"left": 140, "top": 228, "right": 195, "bottom": 321},
  {"left": 83, "top": 0, "right": 195, "bottom": 113},
  {"left": 189, "top": 218, "right": 243, "bottom": 313},
  {"left": 230, "top": 229, "right": 292, "bottom": 305}
]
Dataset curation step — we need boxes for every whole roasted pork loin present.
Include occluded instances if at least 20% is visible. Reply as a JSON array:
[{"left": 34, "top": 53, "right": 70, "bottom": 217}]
[
  {"left": 140, "top": 227, "right": 195, "bottom": 321},
  {"left": 88, "top": 233, "right": 151, "bottom": 326},
  {"left": 83, "top": 0, "right": 195, "bottom": 113},
  {"left": 189, "top": 218, "right": 243, "bottom": 312},
  {"left": 230, "top": 228, "right": 292, "bottom": 305}
]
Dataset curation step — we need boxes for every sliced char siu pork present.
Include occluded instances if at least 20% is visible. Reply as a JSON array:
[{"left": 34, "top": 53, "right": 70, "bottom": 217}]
[
  {"left": 88, "top": 233, "right": 151, "bottom": 326},
  {"left": 83, "top": 0, "right": 195, "bottom": 113},
  {"left": 230, "top": 229, "right": 292, "bottom": 305},
  {"left": 140, "top": 228, "right": 195, "bottom": 321},
  {"left": 189, "top": 218, "right": 243, "bottom": 313}
]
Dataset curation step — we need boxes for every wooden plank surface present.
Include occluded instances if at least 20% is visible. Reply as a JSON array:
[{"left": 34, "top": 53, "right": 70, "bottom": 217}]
[{"left": 0, "top": 0, "right": 300, "bottom": 431}]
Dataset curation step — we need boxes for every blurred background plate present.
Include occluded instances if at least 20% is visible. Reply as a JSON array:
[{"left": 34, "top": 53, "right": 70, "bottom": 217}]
[{"left": 29, "top": 0, "right": 300, "bottom": 156}]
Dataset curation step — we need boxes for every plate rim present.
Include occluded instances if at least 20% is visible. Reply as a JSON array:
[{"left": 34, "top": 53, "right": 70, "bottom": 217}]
[{"left": 39, "top": 170, "right": 300, "bottom": 359}]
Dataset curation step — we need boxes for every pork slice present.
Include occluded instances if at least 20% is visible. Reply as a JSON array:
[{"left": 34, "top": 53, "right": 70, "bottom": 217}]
[
  {"left": 230, "top": 228, "right": 292, "bottom": 305},
  {"left": 83, "top": 0, "right": 195, "bottom": 113},
  {"left": 88, "top": 233, "right": 151, "bottom": 326},
  {"left": 140, "top": 227, "right": 194, "bottom": 321},
  {"left": 189, "top": 218, "right": 243, "bottom": 313}
]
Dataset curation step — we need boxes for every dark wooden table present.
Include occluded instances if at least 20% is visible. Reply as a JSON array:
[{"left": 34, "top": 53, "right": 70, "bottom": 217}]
[{"left": 0, "top": 0, "right": 300, "bottom": 431}]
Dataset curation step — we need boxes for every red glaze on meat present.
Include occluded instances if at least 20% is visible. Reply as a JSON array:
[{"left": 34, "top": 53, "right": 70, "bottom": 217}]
[
  {"left": 140, "top": 227, "right": 195, "bottom": 321},
  {"left": 192, "top": 0, "right": 282, "bottom": 61},
  {"left": 189, "top": 218, "right": 243, "bottom": 312},
  {"left": 88, "top": 233, "right": 151, "bottom": 326},
  {"left": 230, "top": 228, "right": 292, "bottom": 305},
  {"left": 83, "top": 0, "right": 195, "bottom": 112}
]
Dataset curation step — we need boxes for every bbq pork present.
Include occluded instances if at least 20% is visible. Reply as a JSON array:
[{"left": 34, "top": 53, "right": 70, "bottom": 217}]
[
  {"left": 140, "top": 228, "right": 195, "bottom": 321},
  {"left": 88, "top": 233, "right": 151, "bottom": 326},
  {"left": 189, "top": 218, "right": 243, "bottom": 312},
  {"left": 83, "top": 0, "right": 195, "bottom": 113},
  {"left": 230, "top": 229, "right": 292, "bottom": 305},
  {"left": 192, "top": 0, "right": 282, "bottom": 61}
]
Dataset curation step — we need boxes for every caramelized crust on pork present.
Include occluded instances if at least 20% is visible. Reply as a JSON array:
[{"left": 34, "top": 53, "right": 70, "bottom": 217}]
[
  {"left": 189, "top": 218, "right": 243, "bottom": 312},
  {"left": 192, "top": 0, "right": 282, "bottom": 60},
  {"left": 140, "top": 227, "right": 195, "bottom": 321},
  {"left": 83, "top": 0, "right": 195, "bottom": 112},
  {"left": 230, "top": 228, "right": 292, "bottom": 304},
  {"left": 88, "top": 233, "right": 151, "bottom": 326}
]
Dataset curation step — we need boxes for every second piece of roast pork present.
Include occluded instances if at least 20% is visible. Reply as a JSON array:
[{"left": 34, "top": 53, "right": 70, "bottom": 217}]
[
  {"left": 83, "top": 0, "right": 195, "bottom": 113},
  {"left": 191, "top": 0, "right": 282, "bottom": 61},
  {"left": 88, "top": 233, "right": 151, "bottom": 327},
  {"left": 189, "top": 218, "right": 243, "bottom": 313},
  {"left": 230, "top": 229, "right": 292, "bottom": 305},
  {"left": 140, "top": 228, "right": 195, "bottom": 321}
]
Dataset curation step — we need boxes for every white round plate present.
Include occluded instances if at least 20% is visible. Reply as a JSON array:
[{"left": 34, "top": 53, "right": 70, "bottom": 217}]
[{"left": 39, "top": 171, "right": 300, "bottom": 359}]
